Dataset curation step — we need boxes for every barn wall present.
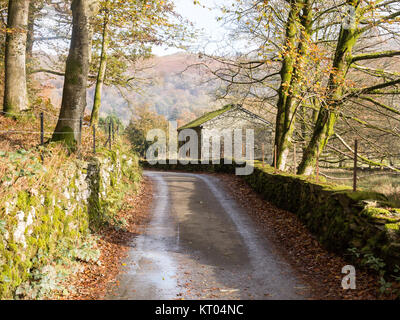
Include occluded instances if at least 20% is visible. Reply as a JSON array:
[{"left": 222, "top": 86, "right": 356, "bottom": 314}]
[{"left": 201, "top": 108, "right": 273, "bottom": 161}]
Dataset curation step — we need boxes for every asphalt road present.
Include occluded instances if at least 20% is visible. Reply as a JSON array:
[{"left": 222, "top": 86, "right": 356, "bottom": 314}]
[{"left": 106, "top": 171, "right": 311, "bottom": 300}]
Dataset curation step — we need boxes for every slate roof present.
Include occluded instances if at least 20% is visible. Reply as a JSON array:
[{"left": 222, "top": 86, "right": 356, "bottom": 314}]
[{"left": 178, "top": 104, "right": 271, "bottom": 130}]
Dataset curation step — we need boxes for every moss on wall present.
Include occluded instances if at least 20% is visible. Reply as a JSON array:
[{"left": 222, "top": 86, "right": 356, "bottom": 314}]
[{"left": 0, "top": 147, "right": 140, "bottom": 299}]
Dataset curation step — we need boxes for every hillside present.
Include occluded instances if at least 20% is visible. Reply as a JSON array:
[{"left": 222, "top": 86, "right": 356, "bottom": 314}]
[{"left": 38, "top": 53, "right": 223, "bottom": 126}]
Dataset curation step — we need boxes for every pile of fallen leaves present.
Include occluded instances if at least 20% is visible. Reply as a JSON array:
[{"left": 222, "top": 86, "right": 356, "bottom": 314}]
[
  {"left": 56, "top": 177, "right": 153, "bottom": 300},
  {"left": 215, "top": 173, "right": 387, "bottom": 300}
]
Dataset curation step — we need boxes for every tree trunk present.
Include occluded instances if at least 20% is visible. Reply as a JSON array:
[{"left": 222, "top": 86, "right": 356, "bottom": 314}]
[
  {"left": 26, "top": 1, "right": 35, "bottom": 60},
  {"left": 274, "top": 0, "right": 311, "bottom": 170},
  {"left": 297, "top": 0, "right": 361, "bottom": 175},
  {"left": 273, "top": 0, "right": 301, "bottom": 168},
  {"left": 90, "top": 13, "right": 109, "bottom": 126},
  {"left": 2, "top": 0, "right": 30, "bottom": 117},
  {"left": 298, "top": 108, "right": 337, "bottom": 175},
  {"left": 52, "top": 0, "right": 99, "bottom": 146}
]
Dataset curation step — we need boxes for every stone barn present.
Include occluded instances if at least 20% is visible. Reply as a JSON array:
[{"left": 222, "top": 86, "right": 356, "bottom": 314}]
[{"left": 178, "top": 104, "right": 273, "bottom": 161}]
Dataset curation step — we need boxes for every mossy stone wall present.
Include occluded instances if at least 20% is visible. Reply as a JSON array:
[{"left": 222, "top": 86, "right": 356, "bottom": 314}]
[{"left": 0, "top": 149, "right": 140, "bottom": 299}]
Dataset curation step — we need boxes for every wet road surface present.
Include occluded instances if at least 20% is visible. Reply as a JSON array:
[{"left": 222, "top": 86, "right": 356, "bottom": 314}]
[{"left": 106, "top": 171, "right": 311, "bottom": 300}]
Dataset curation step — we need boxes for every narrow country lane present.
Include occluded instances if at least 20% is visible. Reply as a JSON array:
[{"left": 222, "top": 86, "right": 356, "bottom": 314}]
[{"left": 106, "top": 171, "right": 312, "bottom": 300}]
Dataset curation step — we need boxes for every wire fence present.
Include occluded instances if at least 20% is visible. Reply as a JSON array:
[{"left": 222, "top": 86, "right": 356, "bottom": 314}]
[
  {"left": 254, "top": 139, "right": 400, "bottom": 196},
  {"left": 0, "top": 111, "right": 120, "bottom": 161},
  {"left": 4, "top": 110, "right": 397, "bottom": 197}
]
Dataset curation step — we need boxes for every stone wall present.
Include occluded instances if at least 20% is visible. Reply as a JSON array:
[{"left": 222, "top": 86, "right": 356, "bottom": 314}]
[{"left": 0, "top": 147, "right": 140, "bottom": 299}]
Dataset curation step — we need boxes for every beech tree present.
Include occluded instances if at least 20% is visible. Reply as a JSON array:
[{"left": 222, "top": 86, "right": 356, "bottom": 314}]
[
  {"left": 52, "top": 0, "right": 99, "bottom": 145},
  {"left": 2, "top": 0, "right": 30, "bottom": 117},
  {"left": 90, "top": 0, "right": 186, "bottom": 126},
  {"left": 203, "top": 0, "right": 341, "bottom": 170},
  {"left": 298, "top": 0, "right": 400, "bottom": 175},
  {"left": 204, "top": 0, "right": 400, "bottom": 173},
  {"left": 274, "top": 0, "right": 312, "bottom": 170}
]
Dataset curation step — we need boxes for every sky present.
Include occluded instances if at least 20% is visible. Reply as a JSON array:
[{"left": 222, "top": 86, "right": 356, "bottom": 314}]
[{"left": 152, "top": 0, "right": 231, "bottom": 56}]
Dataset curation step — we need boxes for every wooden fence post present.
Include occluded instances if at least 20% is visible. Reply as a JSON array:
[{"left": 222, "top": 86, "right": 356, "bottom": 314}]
[
  {"left": 40, "top": 112, "right": 44, "bottom": 163},
  {"left": 262, "top": 143, "right": 265, "bottom": 167},
  {"left": 108, "top": 122, "right": 112, "bottom": 150},
  {"left": 93, "top": 125, "right": 96, "bottom": 154},
  {"left": 353, "top": 139, "right": 358, "bottom": 192},
  {"left": 293, "top": 143, "right": 296, "bottom": 174},
  {"left": 79, "top": 117, "right": 83, "bottom": 145},
  {"left": 316, "top": 149, "right": 320, "bottom": 183},
  {"left": 112, "top": 121, "right": 115, "bottom": 142},
  {"left": 40, "top": 112, "right": 44, "bottom": 146}
]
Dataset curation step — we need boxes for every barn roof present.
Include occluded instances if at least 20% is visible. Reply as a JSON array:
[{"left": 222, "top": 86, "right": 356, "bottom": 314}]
[
  {"left": 178, "top": 104, "right": 271, "bottom": 130},
  {"left": 178, "top": 104, "right": 236, "bottom": 130}
]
